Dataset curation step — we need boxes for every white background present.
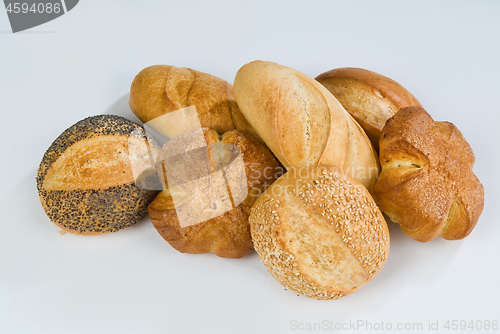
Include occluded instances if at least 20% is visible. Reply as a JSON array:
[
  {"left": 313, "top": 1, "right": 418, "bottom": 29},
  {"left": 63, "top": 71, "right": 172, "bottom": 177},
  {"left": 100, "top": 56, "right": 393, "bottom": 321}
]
[{"left": 1, "top": 1, "right": 500, "bottom": 333}]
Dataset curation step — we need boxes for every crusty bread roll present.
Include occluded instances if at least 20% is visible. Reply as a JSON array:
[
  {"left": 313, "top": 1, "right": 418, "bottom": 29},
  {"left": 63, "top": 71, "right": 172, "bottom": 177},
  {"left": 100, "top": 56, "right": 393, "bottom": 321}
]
[
  {"left": 129, "top": 65, "right": 260, "bottom": 141},
  {"left": 250, "top": 165, "right": 389, "bottom": 300},
  {"left": 233, "top": 61, "right": 379, "bottom": 191},
  {"left": 316, "top": 67, "right": 422, "bottom": 150},
  {"left": 148, "top": 128, "right": 283, "bottom": 258},
  {"left": 37, "top": 115, "right": 160, "bottom": 235},
  {"left": 373, "top": 107, "right": 484, "bottom": 242}
]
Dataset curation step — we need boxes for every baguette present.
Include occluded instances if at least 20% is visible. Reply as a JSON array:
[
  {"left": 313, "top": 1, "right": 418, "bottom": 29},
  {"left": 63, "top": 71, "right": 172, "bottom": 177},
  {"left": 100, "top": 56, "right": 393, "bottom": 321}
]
[{"left": 234, "top": 61, "right": 379, "bottom": 190}]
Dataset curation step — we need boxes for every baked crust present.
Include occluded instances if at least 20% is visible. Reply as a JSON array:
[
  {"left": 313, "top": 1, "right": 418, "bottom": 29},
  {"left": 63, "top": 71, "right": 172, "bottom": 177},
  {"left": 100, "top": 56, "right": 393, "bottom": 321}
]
[
  {"left": 250, "top": 165, "right": 389, "bottom": 300},
  {"left": 148, "top": 128, "right": 283, "bottom": 258},
  {"left": 129, "top": 65, "right": 260, "bottom": 141},
  {"left": 234, "top": 61, "right": 379, "bottom": 191},
  {"left": 37, "top": 115, "right": 160, "bottom": 235},
  {"left": 373, "top": 107, "right": 484, "bottom": 242},
  {"left": 316, "top": 67, "right": 422, "bottom": 151}
]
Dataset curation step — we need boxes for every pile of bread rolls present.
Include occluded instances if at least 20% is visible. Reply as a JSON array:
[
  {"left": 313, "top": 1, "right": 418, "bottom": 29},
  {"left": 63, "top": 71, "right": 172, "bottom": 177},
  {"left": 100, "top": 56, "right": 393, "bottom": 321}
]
[{"left": 37, "top": 60, "right": 484, "bottom": 300}]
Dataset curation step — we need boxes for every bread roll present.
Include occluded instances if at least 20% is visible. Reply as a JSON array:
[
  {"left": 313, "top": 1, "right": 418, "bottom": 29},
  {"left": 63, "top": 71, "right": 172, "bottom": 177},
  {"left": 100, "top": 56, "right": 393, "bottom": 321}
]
[
  {"left": 37, "top": 115, "right": 160, "bottom": 235},
  {"left": 129, "top": 65, "right": 260, "bottom": 141},
  {"left": 233, "top": 61, "right": 379, "bottom": 191},
  {"left": 250, "top": 165, "right": 389, "bottom": 300},
  {"left": 316, "top": 67, "right": 422, "bottom": 150},
  {"left": 373, "top": 107, "right": 484, "bottom": 242},
  {"left": 148, "top": 128, "right": 283, "bottom": 258}
]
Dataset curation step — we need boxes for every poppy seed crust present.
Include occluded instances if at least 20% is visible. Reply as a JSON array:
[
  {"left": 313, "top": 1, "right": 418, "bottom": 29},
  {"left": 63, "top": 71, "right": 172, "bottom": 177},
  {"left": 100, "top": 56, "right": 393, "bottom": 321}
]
[{"left": 37, "top": 114, "right": 159, "bottom": 235}]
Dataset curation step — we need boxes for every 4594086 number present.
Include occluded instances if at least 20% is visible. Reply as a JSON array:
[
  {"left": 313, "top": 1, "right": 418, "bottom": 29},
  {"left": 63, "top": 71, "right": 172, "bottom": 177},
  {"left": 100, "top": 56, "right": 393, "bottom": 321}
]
[
  {"left": 6, "top": 2, "right": 61, "bottom": 14},
  {"left": 444, "top": 320, "right": 498, "bottom": 331}
]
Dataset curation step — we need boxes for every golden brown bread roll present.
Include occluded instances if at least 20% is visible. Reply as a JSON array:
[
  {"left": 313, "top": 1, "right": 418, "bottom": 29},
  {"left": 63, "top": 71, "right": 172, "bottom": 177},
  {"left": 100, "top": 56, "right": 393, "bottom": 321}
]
[
  {"left": 316, "top": 67, "right": 422, "bottom": 151},
  {"left": 148, "top": 128, "right": 283, "bottom": 258},
  {"left": 129, "top": 65, "right": 260, "bottom": 141},
  {"left": 373, "top": 107, "right": 484, "bottom": 242},
  {"left": 37, "top": 115, "right": 160, "bottom": 235},
  {"left": 250, "top": 165, "right": 389, "bottom": 300},
  {"left": 233, "top": 61, "right": 379, "bottom": 191}
]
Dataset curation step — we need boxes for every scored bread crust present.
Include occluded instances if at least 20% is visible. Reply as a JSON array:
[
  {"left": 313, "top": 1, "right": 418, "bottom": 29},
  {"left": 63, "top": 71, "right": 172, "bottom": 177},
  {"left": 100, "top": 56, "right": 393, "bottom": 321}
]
[
  {"left": 249, "top": 165, "right": 389, "bottom": 300},
  {"left": 148, "top": 128, "right": 283, "bottom": 258},
  {"left": 373, "top": 107, "right": 484, "bottom": 242},
  {"left": 37, "top": 115, "right": 160, "bottom": 235},
  {"left": 316, "top": 67, "right": 422, "bottom": 151},
  {"left": 233, "top": 61, "right": 379, "bottom": 191},
  {"left": 129, "top": 65, "right": 260, "bottom": 141}
]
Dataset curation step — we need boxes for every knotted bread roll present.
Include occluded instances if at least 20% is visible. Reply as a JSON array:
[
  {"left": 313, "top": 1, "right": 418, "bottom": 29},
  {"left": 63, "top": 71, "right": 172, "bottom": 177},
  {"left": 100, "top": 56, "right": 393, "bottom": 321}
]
[
  {"left": 373, "top": 107, "right": 484, "bottom": 242},
  {"left": 148, "top": 128, "right": 283, "bottom": 258}
]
